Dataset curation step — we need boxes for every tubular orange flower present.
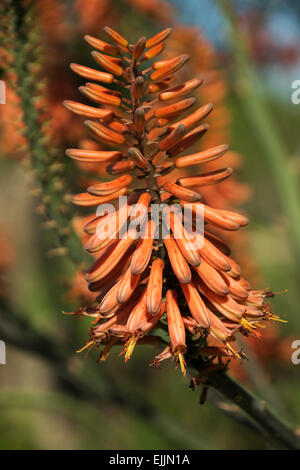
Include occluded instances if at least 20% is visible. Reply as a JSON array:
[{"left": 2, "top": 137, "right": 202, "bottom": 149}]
[
  {"left": 166, "top": 290, "right": 187, "bottom": 375},
  {"left": 65, "top": 26, "right": 282, "bottom": 374}
]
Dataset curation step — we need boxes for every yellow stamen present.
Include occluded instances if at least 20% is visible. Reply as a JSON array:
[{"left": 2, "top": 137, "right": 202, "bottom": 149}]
[
  {"left": 124, "top": 337, "right": 137, "bottom": 362},
  {"left": 178, "top": 352, "right": 186, "bottom": 376},
  {"left": 98, "top": 338, "right": 118, "bottom": 362},
  {"left": 267, "top": 289, "right": 288, "bottom": 297},
  {"left": 241, "top": 318, "right": 256, "bottom": 330},
  {"left": 77, "top": 340, "right": 94, "bottom": 353},
  {"left": 269, "top": 315, "right": 287, "bottom": 323},
  {"left": 253, "top": 322, "right": 267, "bottom": 329},
  {"left": 226, "top": 342, "right": 245, "bottom": 360}
]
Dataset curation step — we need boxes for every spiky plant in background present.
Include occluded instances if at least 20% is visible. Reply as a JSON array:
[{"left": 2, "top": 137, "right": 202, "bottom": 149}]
[{"left": 64, "top": 26, "right": 282, "bottom": 374}]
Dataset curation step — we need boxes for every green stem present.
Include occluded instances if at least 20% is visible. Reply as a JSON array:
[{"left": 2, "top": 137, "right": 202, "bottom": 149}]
[{"left": 188, "top": 356, "right": 300, "bottom": 450}]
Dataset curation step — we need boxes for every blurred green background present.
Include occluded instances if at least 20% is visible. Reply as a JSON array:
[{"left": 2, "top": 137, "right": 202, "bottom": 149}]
[{"left": 0, "top": 0, "right": 300, "bottom": 450}]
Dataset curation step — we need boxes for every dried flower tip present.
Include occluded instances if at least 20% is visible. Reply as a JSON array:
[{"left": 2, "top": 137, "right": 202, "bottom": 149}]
[
  {"left": 133, "top": 106, "right": 146, "bottom": 134},
  {"left": 133, "top": 37, "right": 146, "bottom": 60},
  {"left": 72, "top": 188, "right": 127, "bottom": 207},
  {"left": 131, "top": 76, "right": 144, "bottom": 102}
]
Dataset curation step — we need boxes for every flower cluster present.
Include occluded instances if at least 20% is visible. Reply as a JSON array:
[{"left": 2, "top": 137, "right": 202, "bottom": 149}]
[{"left": 65, "top": 27, "right": 280, "bottom": 375}]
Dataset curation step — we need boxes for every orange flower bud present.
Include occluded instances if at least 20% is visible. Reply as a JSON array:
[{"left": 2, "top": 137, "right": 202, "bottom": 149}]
[
  {"left": 70, "top": 63, "right": 114, "bottom": 83},
  {"left": 72, "top": 188, "right": 127, "bottom": 207},
  {"left": 84, "top": 34, "right": 119, "bottom": 55},
  {"left": 84, "top": 120, "right": 125, "bottom": 146},
  {"left": 79, "top": 85, "right": 121, "bottom": 107},
  {"left": 107, "top": 160, "right": 135, "bottom": 175},
  {"left": 167, "top": 124, "right": 209, "bottom": 157},
  {"left": 103, "top": 26, "right": 129, "bottom": 48},
  {"left": 159, "top": 78, "right": 202, "bottom": 101},
  {"left": 169, "top": 103, "right": 213, "bottom": 131},
  {"left": 146, "top": 258, "right": 164, "bottom": 315},
  {"left": 65, "top": 149, "right": 121, "bottom": 163},
  {"left": 63, "top": 100, "right": 113, "bottom": 119},
  {"left": 175, "top": 144, "right": 229, "bottom": 168},
  {"left": 163, "top": 182, "right": 201, "bottom": 203},
  {"left": 178, "top": 167, "right": 233, "bottom": 188},
  {"left": 166, "top": 290, "right": 186, "bottom": 375},
  {"left": 146, "top": 28, "right": 172, "bottom": 48},
  {"left": 143, "top": 42, "right": 165, "bottom": 61},
  {"left": 159, "top": 124, "right": 186, "bottom": 151},
  {"left": 155, "top": 97, "right": 195, "bottom": 119},
  {"left": 164, "top": 235, "right": 191, "bottom": 284},
  {"left": 91, "top": 50, "right": 123, "bottom": 76},
  {"left": 87, "top": 174, "right": 132, "bottom": 196},
  {"left": 180, "top": 282, "right": 210, "bottom": 328},
  {"left": 150, "top": 55, "right": 190, "bottom": 81}
]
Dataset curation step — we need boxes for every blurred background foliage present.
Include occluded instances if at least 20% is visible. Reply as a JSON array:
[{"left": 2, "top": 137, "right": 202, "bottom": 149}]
[{"left": 0, "top": 0, "right": 300, "bottom": 450}]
